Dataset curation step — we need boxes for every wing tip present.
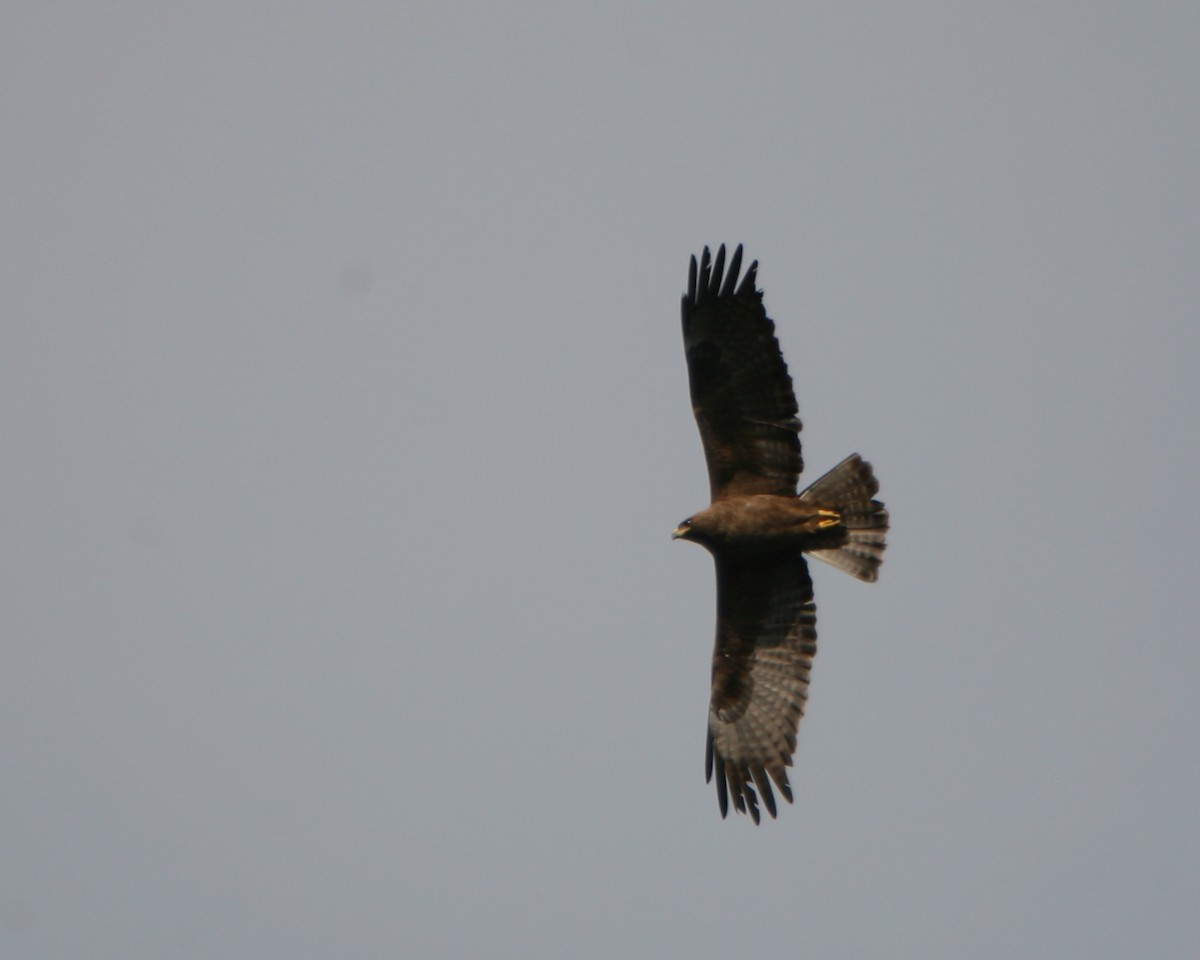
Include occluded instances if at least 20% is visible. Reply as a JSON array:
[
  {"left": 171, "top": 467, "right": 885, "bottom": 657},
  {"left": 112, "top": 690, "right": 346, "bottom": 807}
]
[
  {"left": 708, "top": 745, "right": 796, "bottom": 824},
  {"left": 686, "top": 244, "right": 757, "bottom": 308},
  {"left": 707, "top": 732, "right": 731, "bottom": 819}
]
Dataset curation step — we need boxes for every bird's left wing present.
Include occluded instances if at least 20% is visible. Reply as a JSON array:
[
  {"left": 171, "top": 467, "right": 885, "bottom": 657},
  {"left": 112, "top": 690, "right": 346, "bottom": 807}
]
[
  {"left": 707, "top": 553, "right": 817, "bottom": 823},
  {"left": 682, "top": 245, "right": 803, "bottom": 500}
]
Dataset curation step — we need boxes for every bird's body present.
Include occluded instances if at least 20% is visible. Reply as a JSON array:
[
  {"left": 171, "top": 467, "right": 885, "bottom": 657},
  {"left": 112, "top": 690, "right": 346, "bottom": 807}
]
[
  {"left": 674, "top": 245, "right": 887, "bottom": 823},
  {"left": 675, "top": 494, "right": 840, "bottom": 553}
]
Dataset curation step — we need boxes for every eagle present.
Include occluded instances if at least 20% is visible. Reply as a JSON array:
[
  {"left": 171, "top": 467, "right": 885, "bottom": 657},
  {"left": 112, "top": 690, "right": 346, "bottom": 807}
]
[{"left": 673, "top": 245, "right": 888, "bottom": 823}]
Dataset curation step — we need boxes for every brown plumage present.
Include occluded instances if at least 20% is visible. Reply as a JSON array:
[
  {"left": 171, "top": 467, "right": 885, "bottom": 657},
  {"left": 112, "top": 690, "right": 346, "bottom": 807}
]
[{"left": 674, "top": 245, "right": 888, "bottom": 823}]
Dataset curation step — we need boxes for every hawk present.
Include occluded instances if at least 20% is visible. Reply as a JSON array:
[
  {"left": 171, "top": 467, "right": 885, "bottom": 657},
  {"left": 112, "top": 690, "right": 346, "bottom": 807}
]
[{"left": 673, "top": 245, "right": 887, "bottom": 823}]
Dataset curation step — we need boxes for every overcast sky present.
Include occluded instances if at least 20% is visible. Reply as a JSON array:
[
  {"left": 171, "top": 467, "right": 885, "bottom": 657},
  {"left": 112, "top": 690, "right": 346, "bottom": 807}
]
[{"left": 4, "top": 3, "right": 1199, "bottom": 958}]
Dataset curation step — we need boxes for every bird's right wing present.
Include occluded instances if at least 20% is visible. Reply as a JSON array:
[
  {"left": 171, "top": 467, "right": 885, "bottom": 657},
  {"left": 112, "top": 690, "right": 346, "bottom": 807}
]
[{"left": 707, "top": 553, "right": 816, "bottom": 823}]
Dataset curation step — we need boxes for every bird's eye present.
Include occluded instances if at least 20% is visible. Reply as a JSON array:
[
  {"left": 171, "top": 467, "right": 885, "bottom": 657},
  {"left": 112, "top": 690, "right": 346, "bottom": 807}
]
[{"left": 681, "top": 518, "right": 692, "bottom": 527}]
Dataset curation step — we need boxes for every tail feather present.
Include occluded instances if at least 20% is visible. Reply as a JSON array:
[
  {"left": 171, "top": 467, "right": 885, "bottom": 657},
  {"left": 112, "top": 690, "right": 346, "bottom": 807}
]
[{"left": 800, "top": 454, "right": 887, "bottom": 582}]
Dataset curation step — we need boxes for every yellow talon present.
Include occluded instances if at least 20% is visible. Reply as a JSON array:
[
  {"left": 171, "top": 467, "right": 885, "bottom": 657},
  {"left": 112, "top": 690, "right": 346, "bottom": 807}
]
[{"left": 817, "top": 509, "right": 842, "bottom": 529}]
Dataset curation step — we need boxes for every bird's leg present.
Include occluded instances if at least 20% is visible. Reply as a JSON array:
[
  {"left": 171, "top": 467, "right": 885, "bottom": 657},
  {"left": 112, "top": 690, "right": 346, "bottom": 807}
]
[{"left": 817, "top": 508, "right": 842, "bottom": 529}]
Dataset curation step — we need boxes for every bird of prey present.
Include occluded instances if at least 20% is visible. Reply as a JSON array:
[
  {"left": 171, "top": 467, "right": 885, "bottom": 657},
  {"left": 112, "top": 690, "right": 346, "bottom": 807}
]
[{"left": 673, "top": 245, "right": 887, "bottom": 823}]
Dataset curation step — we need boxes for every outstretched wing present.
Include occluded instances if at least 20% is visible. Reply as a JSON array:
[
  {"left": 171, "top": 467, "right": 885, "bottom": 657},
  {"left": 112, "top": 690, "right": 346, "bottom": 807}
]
[
  {"left": 682, "top": 245, "right": 802, "bottom": 500},
  {"left": 706, "top": 553, "right": 816, "bottom": 823}
]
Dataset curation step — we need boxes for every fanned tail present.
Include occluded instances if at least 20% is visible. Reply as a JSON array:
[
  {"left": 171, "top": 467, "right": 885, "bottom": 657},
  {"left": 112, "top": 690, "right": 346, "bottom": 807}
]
[{"left": 800, "top": 454, "right": 887, "bottom": 582}]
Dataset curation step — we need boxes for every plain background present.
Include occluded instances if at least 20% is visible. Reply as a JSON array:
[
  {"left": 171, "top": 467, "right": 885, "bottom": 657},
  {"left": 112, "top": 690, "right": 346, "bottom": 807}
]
[{"left": 4, "top": 3, "right": 1198, "bottom": 957}]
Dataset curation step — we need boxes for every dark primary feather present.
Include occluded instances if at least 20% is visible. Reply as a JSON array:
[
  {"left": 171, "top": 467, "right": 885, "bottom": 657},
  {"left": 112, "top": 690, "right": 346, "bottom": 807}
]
[
  {"left": 706, "top": 554, "right": 816, "bottom": 824},
  {"left": 681, "top": 245, "right": 803, "bottom": 501}
]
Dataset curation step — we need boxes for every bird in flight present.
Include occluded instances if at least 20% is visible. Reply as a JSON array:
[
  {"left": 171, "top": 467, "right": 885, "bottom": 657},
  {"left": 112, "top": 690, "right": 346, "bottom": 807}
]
[{"left": 673, "top": 245, "right": 887, "bottom": 823}]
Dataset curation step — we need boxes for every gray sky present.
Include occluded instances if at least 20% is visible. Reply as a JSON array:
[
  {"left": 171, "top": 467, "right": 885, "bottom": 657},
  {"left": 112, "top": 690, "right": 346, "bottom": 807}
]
[{"left": 4, "top": 3, "right": 1199, "bottom": 957}]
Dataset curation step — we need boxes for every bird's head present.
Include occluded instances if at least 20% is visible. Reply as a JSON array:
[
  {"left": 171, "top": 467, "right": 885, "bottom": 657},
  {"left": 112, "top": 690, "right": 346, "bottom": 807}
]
[{"left": 672, "top": 509, "right": 717, "bottom": 547}]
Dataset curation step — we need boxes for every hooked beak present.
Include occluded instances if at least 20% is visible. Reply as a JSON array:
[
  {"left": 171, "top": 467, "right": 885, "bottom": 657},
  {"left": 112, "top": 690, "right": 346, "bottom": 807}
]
[{"left": 671, "top": 524, "right": 690, "bottom": 540}]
